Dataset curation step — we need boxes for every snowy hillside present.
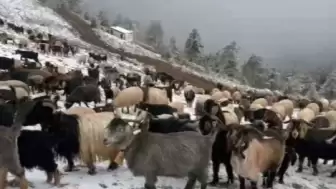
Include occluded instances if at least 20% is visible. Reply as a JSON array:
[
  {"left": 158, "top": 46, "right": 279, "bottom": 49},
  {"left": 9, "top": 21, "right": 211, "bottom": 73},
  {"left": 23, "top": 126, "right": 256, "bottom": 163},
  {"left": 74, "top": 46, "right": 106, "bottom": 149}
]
[
  {"left": 94, "top": 29, "right": 162, "bottom": 59},
  {"left": 0, "top": 0, "right": 85, "bottom": 44}
]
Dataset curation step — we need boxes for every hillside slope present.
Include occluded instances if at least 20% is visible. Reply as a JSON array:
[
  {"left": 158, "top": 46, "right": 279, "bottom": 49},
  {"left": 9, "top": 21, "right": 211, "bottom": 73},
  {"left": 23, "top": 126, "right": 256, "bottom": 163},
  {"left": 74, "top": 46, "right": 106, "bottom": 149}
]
[{"left": 54, "top": 7, "right": 216, "bottom": 89}]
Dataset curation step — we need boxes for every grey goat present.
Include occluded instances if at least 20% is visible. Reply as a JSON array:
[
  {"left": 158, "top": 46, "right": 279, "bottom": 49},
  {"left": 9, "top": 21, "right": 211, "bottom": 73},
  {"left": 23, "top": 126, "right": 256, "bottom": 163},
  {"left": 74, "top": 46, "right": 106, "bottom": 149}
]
[
  {"left": 103, "top": 105, "right": 219, "bottom": 189},
  {"left": 0, "top": 100, "right": 35, "bottom": 189}
]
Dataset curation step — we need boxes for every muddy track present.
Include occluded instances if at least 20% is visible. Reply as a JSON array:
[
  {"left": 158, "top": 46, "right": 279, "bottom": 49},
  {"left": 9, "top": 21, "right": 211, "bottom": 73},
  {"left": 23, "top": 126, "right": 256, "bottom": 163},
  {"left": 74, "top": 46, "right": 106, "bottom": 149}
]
[{"left": 55, "top": 8, "right": 215, "bottom": 89}]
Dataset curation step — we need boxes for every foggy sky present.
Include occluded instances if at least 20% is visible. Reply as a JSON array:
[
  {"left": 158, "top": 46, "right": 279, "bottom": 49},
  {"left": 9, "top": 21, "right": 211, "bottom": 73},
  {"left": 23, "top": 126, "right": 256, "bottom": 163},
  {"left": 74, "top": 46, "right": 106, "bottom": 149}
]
[{"left": 81, "top": 0, "right": 336, "bottom": 70}]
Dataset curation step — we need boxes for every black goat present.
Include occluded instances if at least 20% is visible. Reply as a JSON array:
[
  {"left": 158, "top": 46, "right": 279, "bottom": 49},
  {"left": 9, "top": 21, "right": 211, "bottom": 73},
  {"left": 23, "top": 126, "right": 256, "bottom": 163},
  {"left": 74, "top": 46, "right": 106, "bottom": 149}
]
[
  {"left": 15, "top": 50, "right": 39, "bottom": 62},
  {"left": 0, "top": 56, "right": 16, "bottom": 70},
  {"left": 65, "top": 84, "right": 101, "bottom": 109},
  {"left": 89, "top": 52, "right": 106, "bottom": 62},
  {"left": 288, "top": 136, "right": 336, "bottom": 177},
  {"left": 199, "top": 99, "right": 234, "bottom": 186},
  {"left": 88, "top": 64, "right": 99, "bottom": 81},
  {"left": 64, "top": 75, "right": 84, "bottom": 96},
  {"left": 137, "top": 103, "right": 178, "bottom": 117},
  {"left": 48, "top": 112, "right": 80, "bottom": 172},
  {"left": 17, "top": 130, "right": 61, "bottom": 186}
]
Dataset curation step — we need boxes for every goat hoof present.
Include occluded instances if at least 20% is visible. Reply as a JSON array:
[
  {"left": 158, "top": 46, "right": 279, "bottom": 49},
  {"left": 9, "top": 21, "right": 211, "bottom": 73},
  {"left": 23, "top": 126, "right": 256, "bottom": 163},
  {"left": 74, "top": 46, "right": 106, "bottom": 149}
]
[
  {"left": 107, "top": 162, "right": 119, "bottom": 171},
  {"left": 313, "top": 172, "right": 318, "bottom": 176},
  {"left": 278, "top": 179, "right": 284, "bottom": 184},
  {"left": 296, "top": 168, "right": 303, "bottom": 173},
  {"left": 54, "top": 183, "right": 69, "bottom": 188},
  {"left": 64, "top": 166, "right": 79, "bottom": 172},
  {"left": 88, "top": 169, "right": 97, "bottom": 175},
  {"left": 208, "top": 180, "right": 218, "bottom": 186}
]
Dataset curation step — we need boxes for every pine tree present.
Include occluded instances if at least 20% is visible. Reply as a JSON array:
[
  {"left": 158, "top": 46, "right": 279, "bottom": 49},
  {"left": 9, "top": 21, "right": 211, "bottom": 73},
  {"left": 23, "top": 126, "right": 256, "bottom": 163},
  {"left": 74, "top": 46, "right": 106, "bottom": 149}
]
[
  {"left": 319, "top": 69, "right": 336, "bottom": 99},
  {"left": 98, "top": 11, "right": 109, "bottom": 27},
  {"left": 84, "top": 12, "right": 90, "bottom": 20},
  {"left": 242, "top": 54, "right": 264, "bottom": 87},
  {"left": 145, "top": 21, "right": 164, "bottom": 47},
  {"left": 113, "top": 14, "right": 123, "bottom": 26},
  {"left": 306, "top": 82, "right": 319, "bottom": 100},
  {"left": 68, "top": 0, "right": 81, "bottom": 10},
  {"left": 169, "top": 36, "right": 178, "bottom": 55},
  {"left": 184, "top": 29, "right": 203, "bottom": 60},
  {"left": 90, "top": 18, "right": 97, "bottom": 28}
]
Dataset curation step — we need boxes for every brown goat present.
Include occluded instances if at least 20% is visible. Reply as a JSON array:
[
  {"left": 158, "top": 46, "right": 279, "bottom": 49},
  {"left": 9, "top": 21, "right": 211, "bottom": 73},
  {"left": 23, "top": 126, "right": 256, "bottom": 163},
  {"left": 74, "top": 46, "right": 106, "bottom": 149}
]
[{"left": 230, "top": 126, "right": 285, "bottom": 189}]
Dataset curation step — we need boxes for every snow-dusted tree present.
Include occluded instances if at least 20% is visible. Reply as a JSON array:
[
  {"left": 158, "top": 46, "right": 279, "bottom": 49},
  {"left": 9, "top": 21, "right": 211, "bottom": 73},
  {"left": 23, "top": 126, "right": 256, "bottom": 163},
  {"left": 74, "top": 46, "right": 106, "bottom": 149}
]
[
  {"left": 68, "top": 0, "right": 81, "bottom": 10},
  {"left": 113, "top": 14, "right": 123, "bottom": 26},
  {"left": 168, "top": 36, "right": 178, "bottom": 55},
  {"left": 283, "top": 75, "right": 302, "bottom": 95},
  {"left": 84, "top": 12, "right": 90, "bottom": 20},
  {"left": 241, "top": 54, "right": 267, "bottom": 88},
  {"left": 90, "top": 18, "right": 97, "bottom": 28},
  {"left": 98, "top": 11, "right": 109, "bottom": 27},
  {"left": 306, "top": 82, "right": 319, "bottom": 100},
  {"left": 267, "top": 68, "right": 281, "bottom": 90},
  {"left": 224, "top": 60, "right": 238, "bottom": 78},
  {"left": 184, "top": 29, "right": 203, "bottom": 60},
  {"left": 319, "top": 69, "right": 336, "bottom": 99},
  {"left": 145, "top": 21, "right": 164, "bottom": 47}
]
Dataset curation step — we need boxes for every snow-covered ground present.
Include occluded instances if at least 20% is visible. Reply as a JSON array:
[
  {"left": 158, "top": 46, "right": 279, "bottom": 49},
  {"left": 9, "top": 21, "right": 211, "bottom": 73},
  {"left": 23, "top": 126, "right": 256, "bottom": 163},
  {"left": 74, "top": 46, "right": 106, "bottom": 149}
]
[
  {"left": 94, "top": 28, "right": 162, "bottom": 59},
  {"left": 0, "top": 0, "right": 334, "bottom": 188}
]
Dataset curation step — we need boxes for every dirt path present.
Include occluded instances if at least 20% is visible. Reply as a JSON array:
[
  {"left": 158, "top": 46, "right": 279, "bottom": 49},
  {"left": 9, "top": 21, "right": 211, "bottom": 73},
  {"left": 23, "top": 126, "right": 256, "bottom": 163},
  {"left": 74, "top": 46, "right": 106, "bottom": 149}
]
[{"left": 55, "top": 8, "right": 216, "bottom": 89}]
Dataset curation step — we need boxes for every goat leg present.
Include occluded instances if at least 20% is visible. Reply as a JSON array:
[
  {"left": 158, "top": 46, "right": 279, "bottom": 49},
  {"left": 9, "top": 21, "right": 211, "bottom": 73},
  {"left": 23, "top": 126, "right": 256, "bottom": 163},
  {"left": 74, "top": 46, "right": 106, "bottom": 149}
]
[
  {"left": 331, "top": 169, "right": 336, "bottom": 177},
  {"left": 278, "top": 151, "right": 292, "bottom": 184},
  {"left": 296, "top": 156, "right": 304, "bottom": 173},
  {"left": 53, "top": 169, "right": 68, "bottom": 187},
  {"left": 224, "top": 159, "right": 234, "bottom": 184},
  {"left": 250, "top": 181, "right": 257, "bottom": 189},
  {"left": 84, "top": 102, "right": 90, "bottom": 108},
  {"left": 208, "top": 160, "right": 220, "bottom": 185},
  {"left": 144, "top": 173, "right": 157, "bottom": 189},
  {"left": 238, "top": 176, "right": 245, "bottom": 189},
  {"left": 311, "top": 158, "right": 319, "bottom": 176},
  {"left": 46, "top": 172, "right": 53, "bottom": 183},
  {"left": 87, "top": 162, "right": 96, "bottom": 175},
  {"left": 64, "top": 155, "right": 78, "bottom": 172},
  {"left": 266, "top": 171, "right": 276, "bottom": 188},
  {"left": 184, "top": 175, "right": 197, "bottom": 189},
  {"left": 107, "top": 162, "right": 119, "bottom": 171},
  {"left": 323, "top": 159, "right": 328, "bottom": 165}
]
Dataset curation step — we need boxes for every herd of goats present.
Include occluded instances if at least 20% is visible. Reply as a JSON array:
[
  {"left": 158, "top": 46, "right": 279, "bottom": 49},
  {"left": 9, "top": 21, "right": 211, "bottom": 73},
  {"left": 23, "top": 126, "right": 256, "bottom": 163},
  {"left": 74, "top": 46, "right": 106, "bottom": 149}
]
[{"left": 0, "top": 17, "right": 335, "bottom": 189}]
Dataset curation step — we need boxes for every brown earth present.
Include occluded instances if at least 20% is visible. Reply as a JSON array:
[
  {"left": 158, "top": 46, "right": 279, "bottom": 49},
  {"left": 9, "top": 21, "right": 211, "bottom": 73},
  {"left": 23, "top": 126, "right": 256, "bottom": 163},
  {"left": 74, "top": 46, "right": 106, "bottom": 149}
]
[{"left": 55, "top": 8, "right": 216, "bottom": 90}]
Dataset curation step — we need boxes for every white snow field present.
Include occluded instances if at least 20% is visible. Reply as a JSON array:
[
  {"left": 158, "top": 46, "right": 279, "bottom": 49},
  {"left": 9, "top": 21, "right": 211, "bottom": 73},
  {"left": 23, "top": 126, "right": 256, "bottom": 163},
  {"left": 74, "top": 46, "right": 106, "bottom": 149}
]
[{"left": 0, "top": 0, "right": 334, "bottom": 189}]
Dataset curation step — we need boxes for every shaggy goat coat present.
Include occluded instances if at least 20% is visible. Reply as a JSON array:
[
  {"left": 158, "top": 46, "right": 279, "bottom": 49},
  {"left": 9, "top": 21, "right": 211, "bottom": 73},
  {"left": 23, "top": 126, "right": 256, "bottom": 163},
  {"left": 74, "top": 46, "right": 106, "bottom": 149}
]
[
  {"left": 319, "top": 98, "right": 329, "bottom": 111},
  {"left": 76, "top": 112, "right": 123, "bottom": 165},
  {"left": 0, "top": 80, "right": 29, "bottom": 92},
  {"left": 168, "top": 101, "right": 184, "bottom": 114},
  {"left": 231, "top": 137, "right": 285, "bottom": 182},
  {"left": 330, "top": 100, "right": 336, "bottom": 111},
  {"left": 65, "top": 107, "right": 95, "bottom": 115},
  {"left": 250, "top": 98, "right": 268, "bottom": 109},
  {"left": 324, "top": 110, "right": 336, "bottom": 129},
  {"left": 221, "top": 107, "right": 239, "bottom": 125},
  {"left": 297, "top": 108, "right": 315, "bottom": 123},
  {"left": 270, "top": 103, "right": 287, "bottom": 121},
  {"left": 306, "top": 103, "right": 321, "bottom": 116},
  {"left": 194, "top": 95, "right": 211, "bottom": 117},
  {"left": 125, "top": 131, "right": 215, "bottom": 179},
  {"left": 113, "top": 86, "right": 169, "bottom": 107},
  {"left": 278, "top": 99, "right": 294, "bottom": 120}
]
